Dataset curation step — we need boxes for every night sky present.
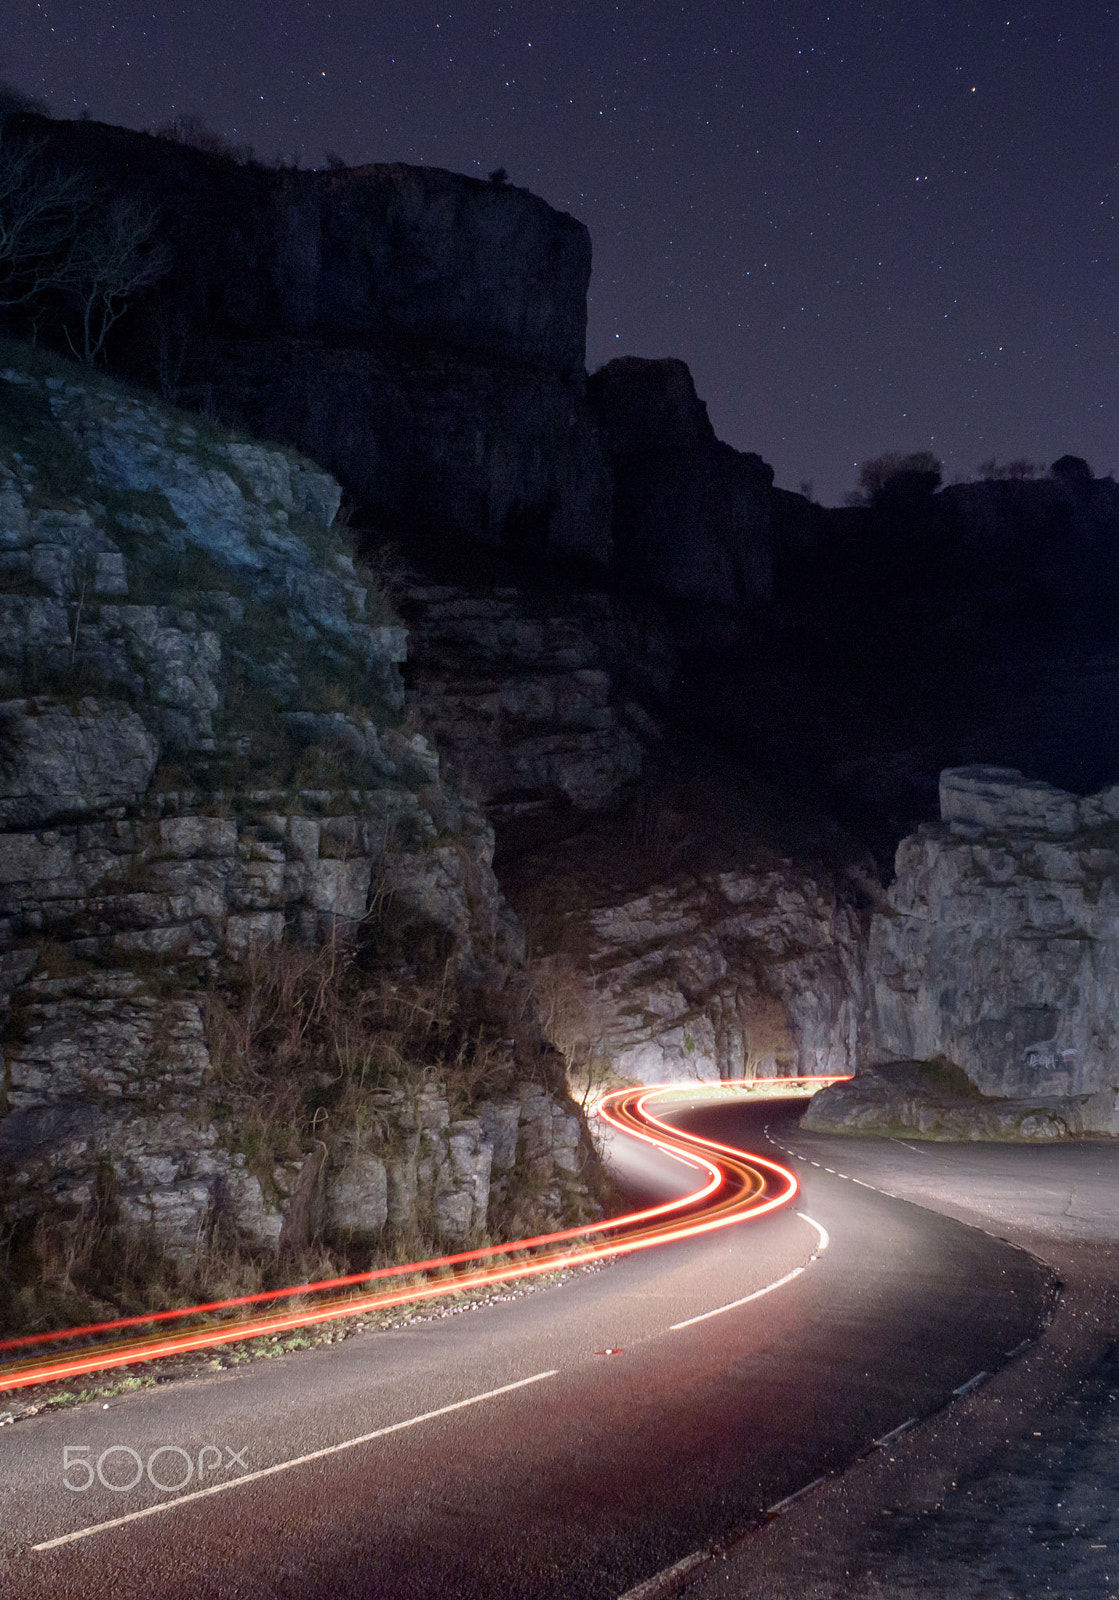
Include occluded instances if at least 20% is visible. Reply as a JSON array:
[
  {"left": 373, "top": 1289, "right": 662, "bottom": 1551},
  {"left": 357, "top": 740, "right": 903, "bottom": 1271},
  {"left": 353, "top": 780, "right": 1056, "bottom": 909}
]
[{"left": 5, "top": 1, "right": 1117, "bottom": 504}]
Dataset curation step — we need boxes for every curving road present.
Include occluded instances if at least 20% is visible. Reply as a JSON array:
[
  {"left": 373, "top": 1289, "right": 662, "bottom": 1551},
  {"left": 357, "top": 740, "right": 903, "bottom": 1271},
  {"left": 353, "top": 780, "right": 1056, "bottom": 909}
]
[
  {"left": 0, "top": 1085, "right": 795, "bottom": 1393},
  {"left": 0, "top": 1092, "right": 1053, "bottom": 1600}
]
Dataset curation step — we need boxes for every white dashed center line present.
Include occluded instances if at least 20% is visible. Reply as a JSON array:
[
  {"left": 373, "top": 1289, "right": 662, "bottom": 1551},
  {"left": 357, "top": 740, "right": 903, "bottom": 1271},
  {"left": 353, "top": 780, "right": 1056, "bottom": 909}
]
[{"left": 33, "top": 1370, "right": 559, "bottom": 1551}]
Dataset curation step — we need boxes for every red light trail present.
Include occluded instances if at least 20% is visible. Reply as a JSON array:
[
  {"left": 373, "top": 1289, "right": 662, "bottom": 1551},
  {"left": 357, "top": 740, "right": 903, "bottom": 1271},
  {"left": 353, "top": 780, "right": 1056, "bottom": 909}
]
[{"left": 0, "top": 1078, "right": 841, "bottom": 1394}]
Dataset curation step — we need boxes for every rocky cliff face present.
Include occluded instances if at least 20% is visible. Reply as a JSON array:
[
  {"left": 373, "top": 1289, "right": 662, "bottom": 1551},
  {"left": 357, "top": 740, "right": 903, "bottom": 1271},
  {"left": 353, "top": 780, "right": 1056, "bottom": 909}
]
[
  {"left": 553, "top": 866, "right": 868, "bottom": 1083},
  {"left": 861, "top": 766, "right": 1119, "bottom": 1132},
  {"left": 397, "top": 575, "right": 648, "bottom": 823},
  {"left": 588, "top": 357, "right": 774, "bottom": 619},
  {"left": 502, "top": 800, "right": 871, "bottom": 1090},
  {"left": 0, "top": 351, "right": 597, "bottom": 1322},
  {"left": 10, "top": 115, "right": 798, "bottom": 628},
  {"left": 11, "top": 114, "right": 612, "bottom": 568}
]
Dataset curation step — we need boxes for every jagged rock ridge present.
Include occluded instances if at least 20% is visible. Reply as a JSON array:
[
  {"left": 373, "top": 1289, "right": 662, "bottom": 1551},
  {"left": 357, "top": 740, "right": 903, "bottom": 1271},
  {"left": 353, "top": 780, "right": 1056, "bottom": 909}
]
[{"left": 588, "top": 356, "right": 775, "bottom": 618}]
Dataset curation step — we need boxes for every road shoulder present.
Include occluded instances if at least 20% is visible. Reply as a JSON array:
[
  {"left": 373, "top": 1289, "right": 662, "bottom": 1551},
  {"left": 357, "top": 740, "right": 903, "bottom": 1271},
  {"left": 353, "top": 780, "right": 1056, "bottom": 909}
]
[{"left": 681, "top": 1133, "right": 1119, "bottom": 1600}]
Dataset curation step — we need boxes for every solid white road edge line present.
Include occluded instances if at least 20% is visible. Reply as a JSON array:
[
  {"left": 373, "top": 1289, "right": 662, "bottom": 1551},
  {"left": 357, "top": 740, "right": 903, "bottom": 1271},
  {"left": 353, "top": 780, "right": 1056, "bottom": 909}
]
[
  {"left": 32, "top": 1369, "right": 560, "bottom": 1552},
  {"left": 669, "top": 1209, "right": 830, "bottom": 1331},
  {"left": 669, "top": 1266, "right": 805, "bottom": 1330},
  {"left": 796, "top": 1211, "right": 830, "bottom": 1253},
  {"left": 891, "top": 1138, "right": 932, "bottom": 1156}
]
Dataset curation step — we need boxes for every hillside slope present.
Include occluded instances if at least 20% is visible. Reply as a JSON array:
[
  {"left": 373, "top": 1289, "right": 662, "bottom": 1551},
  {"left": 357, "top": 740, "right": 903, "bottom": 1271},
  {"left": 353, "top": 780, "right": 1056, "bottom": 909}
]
[{"left": 0, "top": 345, "right": 597, "bottom": 1333}]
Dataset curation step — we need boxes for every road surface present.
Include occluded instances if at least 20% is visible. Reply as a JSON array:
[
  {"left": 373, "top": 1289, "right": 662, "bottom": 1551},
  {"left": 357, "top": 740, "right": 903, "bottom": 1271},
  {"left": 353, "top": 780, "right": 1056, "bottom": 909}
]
[{"left": 0, "top": 1096, "right": 1054, "bottom": 1599}]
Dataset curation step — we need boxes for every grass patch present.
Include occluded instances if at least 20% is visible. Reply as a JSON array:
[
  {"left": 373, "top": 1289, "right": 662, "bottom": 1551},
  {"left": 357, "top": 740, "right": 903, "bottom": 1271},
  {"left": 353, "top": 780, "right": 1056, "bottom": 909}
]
[
  {"left": 204, "top": 923, "right": 521, "bottom": 1136},
  {"left": 914, "top": 1056, "right": 990, "bottom": 1100}
]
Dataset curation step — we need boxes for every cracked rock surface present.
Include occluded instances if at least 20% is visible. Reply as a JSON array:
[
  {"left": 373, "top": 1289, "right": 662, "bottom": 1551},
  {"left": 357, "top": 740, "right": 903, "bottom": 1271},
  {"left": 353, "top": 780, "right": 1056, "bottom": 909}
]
[{"left": 0, "top": 356, "right": 596, "bottom": 1274}]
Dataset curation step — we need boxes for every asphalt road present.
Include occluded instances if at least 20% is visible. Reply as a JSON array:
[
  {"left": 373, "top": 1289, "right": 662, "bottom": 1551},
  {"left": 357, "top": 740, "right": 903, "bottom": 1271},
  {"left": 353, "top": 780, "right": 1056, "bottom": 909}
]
[
  {"left": 0, "top": 1098, "right": 1054, "bottom": 1600},
  {"left": 681, "top": 1121, "right": 1119, "bottom": 1600}
]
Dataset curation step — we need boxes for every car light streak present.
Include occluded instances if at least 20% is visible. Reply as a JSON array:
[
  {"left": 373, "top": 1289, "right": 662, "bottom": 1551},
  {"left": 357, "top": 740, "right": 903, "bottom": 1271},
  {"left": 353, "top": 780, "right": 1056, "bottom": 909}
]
[{"left": 0, "top": 1077, "right": 843, "bottom": 1393}]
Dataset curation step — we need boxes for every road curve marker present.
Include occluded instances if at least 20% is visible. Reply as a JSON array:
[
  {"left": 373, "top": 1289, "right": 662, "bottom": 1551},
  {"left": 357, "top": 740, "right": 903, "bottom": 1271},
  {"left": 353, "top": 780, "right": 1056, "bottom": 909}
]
[
  {"left": 795, "top": 1211, "right": 830, "bottom": 1253},
  {"left": 669, "top": 1265, "right": 805, "bottom": 1331}
]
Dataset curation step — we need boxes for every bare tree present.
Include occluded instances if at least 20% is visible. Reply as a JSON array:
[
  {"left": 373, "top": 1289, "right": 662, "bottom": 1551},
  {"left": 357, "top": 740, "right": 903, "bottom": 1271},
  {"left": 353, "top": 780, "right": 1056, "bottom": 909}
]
[
  {"left": 153, "top": 114, "right": 254, "bottom": 164},
  {"left": 62, "top": 196, "right": 168, "bottom": 364},
  {"left": 531, "top": 955, "right": 614, "bottom": 1110},
  {"left": 853, "top": 450, "right": 943, "bottom": 507},
  {"left": 0, "top": 128, "right": 88, "bottom": 308}
]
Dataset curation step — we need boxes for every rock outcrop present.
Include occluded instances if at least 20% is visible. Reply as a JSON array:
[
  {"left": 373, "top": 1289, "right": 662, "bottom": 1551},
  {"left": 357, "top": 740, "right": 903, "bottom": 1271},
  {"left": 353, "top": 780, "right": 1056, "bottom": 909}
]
[
  {"left": 802, "top": 1059, "right": 1107, "bottom": 1141},
  {"left": 10, "top": 113, "right": 613, "bottom": 567},
  {"left": 398, "top": 575, "right": 647, "bottom": 821},
  {"left": 588, "top": 356, "right": 774, "bottom": 616},
  {"left": 525, "top": 860, "right": 868, "bottom": 1086},
  {"left": 0, "top": 353, "right": 598, "bottom": 1289},
  {"left": 939, "top": 765, "right": 1119, "bottom": 839},
  {"left": 860, "top": 766, "right": 1119, "bottom": 1132}
]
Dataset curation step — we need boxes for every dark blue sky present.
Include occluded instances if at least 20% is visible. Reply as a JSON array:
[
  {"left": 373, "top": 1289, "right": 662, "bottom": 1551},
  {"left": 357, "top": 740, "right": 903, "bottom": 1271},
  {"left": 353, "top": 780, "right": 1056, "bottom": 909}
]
[{"left": 6, "top": 1, "right": 1117, "bottom": 503}]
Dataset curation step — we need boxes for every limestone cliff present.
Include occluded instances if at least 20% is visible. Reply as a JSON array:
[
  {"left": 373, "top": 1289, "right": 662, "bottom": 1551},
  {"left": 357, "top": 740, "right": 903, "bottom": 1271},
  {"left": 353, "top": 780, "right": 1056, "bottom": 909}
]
[
  {"left": 8, "top": 113, "right": 613, "bottom": 568},
  {"left": 397, "top": 575, "right": 647, "bottom": 823},
  {"left": 549, "top": 866, "right": 867, "bottom": 1084},
  {"left": 588, "top": 356, "right": 775, "bottom": 619},
  {"left": 870, "top": 767, "right": 1119, "bottom": 1109},
  {"left": 501, "top": 793, "right": 872, "bottom": 1091},
  {"left": 0, "top": 348, "right": 597, "bottom": 1330},
  {"left": 806, "top": 765, "right": 1119, "bottom": 1137}
]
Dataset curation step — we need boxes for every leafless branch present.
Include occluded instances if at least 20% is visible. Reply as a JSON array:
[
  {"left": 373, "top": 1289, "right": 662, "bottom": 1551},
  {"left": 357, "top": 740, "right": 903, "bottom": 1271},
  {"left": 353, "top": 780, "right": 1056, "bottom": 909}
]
[
  {"left": 61, "top": 196, "right": 168, "bottom": 364},
  {"left": 0, "top": 129, "right": 89, "bottom": 307}
]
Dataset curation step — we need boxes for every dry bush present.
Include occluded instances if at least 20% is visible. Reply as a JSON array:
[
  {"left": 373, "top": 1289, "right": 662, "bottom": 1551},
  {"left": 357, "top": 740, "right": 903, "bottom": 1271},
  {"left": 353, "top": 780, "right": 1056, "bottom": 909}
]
[
  {"left": 737, "top": 992, "right": 797, "bottom": 1078},
  {"left": 0, "top": 914, "right": 532, "bottom": 1337},
  {"left": 0, "top": 1181, "right": 272, "bottom": 1338},
  {"left": 530, "top": 954, "right": 620, "bottom": 1109},
  {"left": 856, "top": 450, "right": 942, "bottom": 504},
  {"left": 204, "top": 921, "right": 519, "bottom": 1171}
]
